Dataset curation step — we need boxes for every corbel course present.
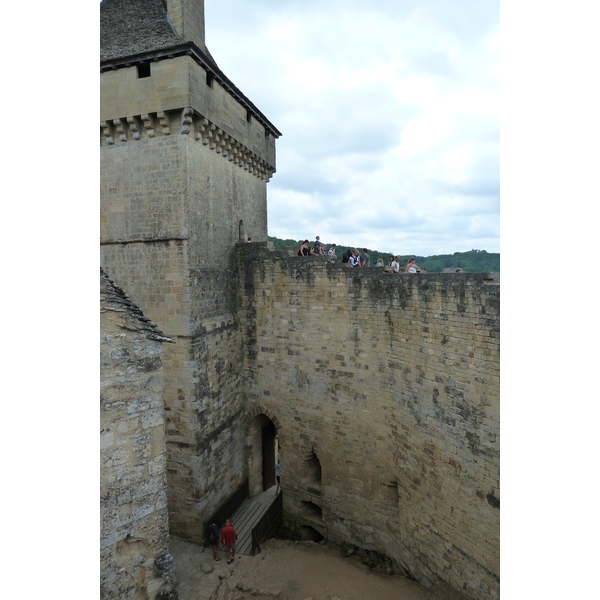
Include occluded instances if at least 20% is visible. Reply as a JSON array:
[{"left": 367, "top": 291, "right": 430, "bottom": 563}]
[{"left": 101, "top": 107, "right": 275, "bottom": 182}]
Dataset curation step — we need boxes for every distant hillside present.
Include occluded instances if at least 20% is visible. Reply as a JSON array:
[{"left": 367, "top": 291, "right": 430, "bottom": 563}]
[{"left": 267, "top": 236, "right": 500, "bottom": 273}]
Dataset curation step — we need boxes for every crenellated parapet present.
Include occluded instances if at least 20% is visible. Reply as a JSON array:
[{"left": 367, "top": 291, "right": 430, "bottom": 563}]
[{"left": 100, "top": 106, "right": 276, "bottom": 182}]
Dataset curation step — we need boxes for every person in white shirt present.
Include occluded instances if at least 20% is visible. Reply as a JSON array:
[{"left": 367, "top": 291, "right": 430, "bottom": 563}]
[{"left": 405, "top": 257, "right": 420, "bottom": 273}]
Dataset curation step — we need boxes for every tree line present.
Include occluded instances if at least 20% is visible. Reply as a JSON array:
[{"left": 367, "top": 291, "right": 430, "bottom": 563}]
[{"left": 267, "top": 236, "right": 500, "bottom": 273}]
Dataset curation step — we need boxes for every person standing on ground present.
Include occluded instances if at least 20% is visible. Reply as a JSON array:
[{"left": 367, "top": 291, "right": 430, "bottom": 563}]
[
  {"left": 360, "top": 248, "right": 370, "bottom": 267},
  {"left": 208, "top": 521, "right": 221, "bottom": 561},
  {"left": 275, "top": 460, "right": 281, "bottom": 494},
  {"left": 342, "top": 248, "right": 352, "bottom": 264},
  {"left": 391, "top": 256, "right": 400, "bottom": 273},
  {"left": 220, "top": 519, "right": 238, "bottom": 564},
  {"left": 328, "top": 244, "right": 337, "bottom": 260}
]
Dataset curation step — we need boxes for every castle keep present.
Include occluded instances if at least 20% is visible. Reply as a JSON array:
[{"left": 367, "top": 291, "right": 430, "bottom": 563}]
[{"left": 100, "top": 2, "right": 500, "bottom": 599}]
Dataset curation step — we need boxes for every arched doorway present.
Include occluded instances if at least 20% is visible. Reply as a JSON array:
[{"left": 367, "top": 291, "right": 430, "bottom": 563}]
[
  {"left": 246, "top": 410, "right": 281, "bottom": 496},
  {"left": 262, "top": 421, "right": 276, "bottom": 490}
]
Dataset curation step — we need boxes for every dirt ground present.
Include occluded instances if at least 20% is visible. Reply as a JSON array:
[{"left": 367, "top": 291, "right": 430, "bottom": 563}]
[{"left": 212, "top": 538, "right": 467, "bottom": 600}]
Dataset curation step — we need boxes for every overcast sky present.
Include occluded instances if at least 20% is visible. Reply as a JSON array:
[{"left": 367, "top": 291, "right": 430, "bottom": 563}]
[{"left": 204, "top": 0, "right": 499, "bottom": 256}]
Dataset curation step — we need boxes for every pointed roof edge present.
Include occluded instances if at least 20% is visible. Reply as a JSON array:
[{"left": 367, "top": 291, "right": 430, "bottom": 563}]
[{"left": 100, "top": 268, "right": 174, "bottom": 344}]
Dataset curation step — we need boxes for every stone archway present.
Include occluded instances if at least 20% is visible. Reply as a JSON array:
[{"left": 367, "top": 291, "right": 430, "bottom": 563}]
[{"left": 245, "top": 407, "right": 282, "bottom": 496}]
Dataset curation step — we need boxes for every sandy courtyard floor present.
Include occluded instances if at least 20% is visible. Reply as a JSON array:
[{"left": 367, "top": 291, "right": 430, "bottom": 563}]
[{"left": 177, "top": 537, "right": 469, "bottom": 600}]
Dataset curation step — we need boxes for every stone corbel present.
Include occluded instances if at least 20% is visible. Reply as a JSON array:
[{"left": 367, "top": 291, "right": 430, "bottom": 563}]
[
  {"left": 157, "top": 111, "right": 171, "bottom": 135},
  {"left": 213, "top": 128, "right": 223, "bottom": 152},
  {"left": 142, "top": 114, "right": 155, "bottom": 138},
  {"left": 207, "top": 124, "right": 217, "bottom": 149},
  {"left": 258, "top": 162, "right": 267, "bottom": 180},
  {"left": 231, "top": 142, "right": 242, "bottom": 165},
  {"left": 242, "top": 148, "right": 251, "bottom": 170},
  {"left": 221, "top": 134, "right": 232, "bottom": 159},
  {"left": 101, "top": 121, "right": 114, "bottom": 145},
  {"left": 248, "top": 156, "right": 257, "bottom": 175},
  {"left": 225, "top": 140, "right": 234, "bottom": 161},
  {"left": 218, "top": 134, "right": 230, "bottom": 157},
  {"left": 196, "top": 118, "right": 210, "bottom": 143},
  {"left": 127, "top": 117, "right": 140, "bottom": 140},
  {"left": 113, "top": 118, "right": 127, "bottom": 142},
  {"left": 181, "top": 107, "right": 194, "bottom": 135}
]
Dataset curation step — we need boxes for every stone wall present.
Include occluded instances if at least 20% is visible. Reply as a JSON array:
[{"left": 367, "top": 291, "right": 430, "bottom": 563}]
[
  {"left": 236, "top": 244, "right": 500, "bottom": 600},
  {"left": 100, "top": 269, "right": 176, "bottom": 600}
]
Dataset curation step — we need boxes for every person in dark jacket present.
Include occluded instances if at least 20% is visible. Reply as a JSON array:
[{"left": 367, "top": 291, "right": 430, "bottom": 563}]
[{"left": 208, "top": 521, "right": 221, "bottom": 561}]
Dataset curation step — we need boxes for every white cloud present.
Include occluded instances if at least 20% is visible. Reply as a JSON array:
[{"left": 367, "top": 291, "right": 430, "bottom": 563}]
[{"left": 205, "top": 0, "right": 499, "bottom": 255}]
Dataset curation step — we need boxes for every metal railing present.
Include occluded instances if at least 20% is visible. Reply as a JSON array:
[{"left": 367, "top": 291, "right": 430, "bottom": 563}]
[
  {"left": 251, "top": 491, "right": 283, "bottom": 555},
  {"left": 203, "top": 479, "right": 249, "bottom": 546}
]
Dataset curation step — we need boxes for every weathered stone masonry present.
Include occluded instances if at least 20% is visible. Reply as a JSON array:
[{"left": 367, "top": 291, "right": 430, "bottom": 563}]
[
  {"left": 236, "top": 244, "right": 500, "bottom": 600},
  {"left": 100, "top": 269, "right": 176, "bottom": 600}
]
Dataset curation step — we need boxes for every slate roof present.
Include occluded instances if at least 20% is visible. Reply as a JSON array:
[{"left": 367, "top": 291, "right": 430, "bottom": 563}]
[
  {"left": 100, "top": 267, "right": 173, "bottom": 343},
  {"left": 101, "top": 0, "right": 182, "bottom": 62},
  {"left": 100, "top": 0, "right": 282, "bottom": 138}
]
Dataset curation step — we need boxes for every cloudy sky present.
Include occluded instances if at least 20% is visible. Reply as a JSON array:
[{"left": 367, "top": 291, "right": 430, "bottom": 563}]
[{"left": 204, "top": 0, "right": 499, "bottom": 256}]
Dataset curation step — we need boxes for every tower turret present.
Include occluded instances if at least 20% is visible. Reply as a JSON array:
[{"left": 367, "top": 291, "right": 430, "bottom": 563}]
[{"left": 100, "top": 0, "right": 280, "bottom": 543}]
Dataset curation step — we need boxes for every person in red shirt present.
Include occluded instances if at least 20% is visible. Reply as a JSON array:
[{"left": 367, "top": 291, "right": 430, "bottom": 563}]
[{"left": 220, "top": 519, "right": 238, "bottom": 564}]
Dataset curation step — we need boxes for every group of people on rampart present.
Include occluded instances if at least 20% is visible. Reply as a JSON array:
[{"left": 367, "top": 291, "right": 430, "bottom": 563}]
[
  {"left": 298, "top": 236, "right": 421, "bottom": 273},
  {"left": 297, "top": 236, "right": 329, "bottom": 257},
  {"left": 385, "top": 254, "right": 421, "bottom": 273}
]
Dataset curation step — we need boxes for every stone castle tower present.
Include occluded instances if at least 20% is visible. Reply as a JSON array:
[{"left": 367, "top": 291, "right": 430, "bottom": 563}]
[
  {"left": 101, "top": 3, "right": 500, "bottom": 599},
  {"left": 101, "top": 0, "right": 281, "bottom": 537}
]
